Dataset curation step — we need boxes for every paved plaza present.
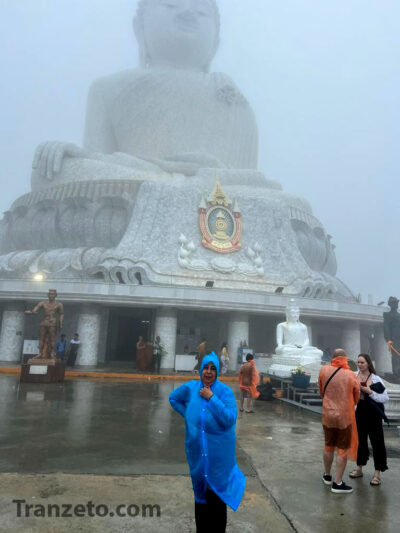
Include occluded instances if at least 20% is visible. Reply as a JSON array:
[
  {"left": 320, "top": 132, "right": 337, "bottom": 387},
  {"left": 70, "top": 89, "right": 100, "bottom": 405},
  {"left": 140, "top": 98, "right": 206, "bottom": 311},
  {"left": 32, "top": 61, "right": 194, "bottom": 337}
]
[{"left": 0, "top": 374, "right": 399, "bottom": 532}]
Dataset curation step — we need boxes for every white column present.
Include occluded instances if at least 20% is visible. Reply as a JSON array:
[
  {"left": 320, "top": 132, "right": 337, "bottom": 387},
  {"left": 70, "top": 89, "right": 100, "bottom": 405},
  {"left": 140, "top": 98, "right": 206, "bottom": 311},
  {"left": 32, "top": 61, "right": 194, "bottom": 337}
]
[
  {"left": 76, "top": 304, "right": 102, "bottom": 366},
  {"left": 0, "top": 303, "right": 25, "bottom": 362},
  {"left": 228, "top": 312, "right": 249, "bottom": 371},
  {"left": 302, "top": 318, "right": 313, "bottom": 345},
  {"left": 373, "top": 324, "right": 392, "bottom": 374},
  {"left": 154, "top": 307, "right": 177, "bottom": 370},
  {"left": 342, "top": 321, "right": 361, "bottom": 362}
]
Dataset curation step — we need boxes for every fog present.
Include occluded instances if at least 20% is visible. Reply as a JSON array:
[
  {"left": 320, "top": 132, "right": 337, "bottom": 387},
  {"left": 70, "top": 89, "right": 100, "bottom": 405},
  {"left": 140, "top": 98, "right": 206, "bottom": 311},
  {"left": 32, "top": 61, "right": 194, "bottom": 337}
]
[{"left": 0, "top": 0, "right": 399, "bottom": 302}]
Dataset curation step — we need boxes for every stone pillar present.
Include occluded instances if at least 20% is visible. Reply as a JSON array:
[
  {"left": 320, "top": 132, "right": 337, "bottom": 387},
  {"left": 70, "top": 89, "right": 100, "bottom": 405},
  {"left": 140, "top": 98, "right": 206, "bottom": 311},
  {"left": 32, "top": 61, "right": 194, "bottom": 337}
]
[
  {"left": 228, "top": 312, "right": 249, "bottom": 371},
  {"left": 342, "top": 321, "right": 361, "bottom": 362},
  {"left": 302, "top": 318, "right": 313, "bottom": 345},
  {"left": 154, "top": 307, "right": 177, "bottom": 369},
  {"left": 373, "top": 324, "right": 392, "bottom": 374},
  {"left": 97, "top": 308, "right": 110, "bottom": 364},
  {"left": 76, "top": 304, "right": 102, "bottom": 366},
  {"left": 0, "top": 303, "right": 25, "bottom": 362}
]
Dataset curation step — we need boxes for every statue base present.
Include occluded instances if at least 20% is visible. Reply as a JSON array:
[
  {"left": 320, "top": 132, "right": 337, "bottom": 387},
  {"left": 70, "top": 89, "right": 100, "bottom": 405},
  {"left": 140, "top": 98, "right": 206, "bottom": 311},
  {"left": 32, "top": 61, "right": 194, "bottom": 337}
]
[
  {"left": 20, "top": 359, "right": 65, "bottom": 384},
  {"left": 268, "top": 359, "right": 323, "bottom": 383}
]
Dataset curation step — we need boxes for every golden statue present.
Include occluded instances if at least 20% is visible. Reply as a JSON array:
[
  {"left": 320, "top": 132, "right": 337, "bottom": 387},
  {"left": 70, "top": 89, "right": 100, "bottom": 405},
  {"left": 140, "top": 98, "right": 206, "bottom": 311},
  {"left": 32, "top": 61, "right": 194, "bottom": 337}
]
[{"left": 24, "top": 289, "right": 64, "bottom": 360}]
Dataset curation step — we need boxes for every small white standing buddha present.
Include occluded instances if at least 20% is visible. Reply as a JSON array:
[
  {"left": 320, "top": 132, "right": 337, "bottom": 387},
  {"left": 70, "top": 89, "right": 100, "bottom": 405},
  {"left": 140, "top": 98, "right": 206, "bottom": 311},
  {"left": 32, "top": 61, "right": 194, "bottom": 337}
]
[{"left": 269, "top": 300, "right": 323, "bottom": 380}]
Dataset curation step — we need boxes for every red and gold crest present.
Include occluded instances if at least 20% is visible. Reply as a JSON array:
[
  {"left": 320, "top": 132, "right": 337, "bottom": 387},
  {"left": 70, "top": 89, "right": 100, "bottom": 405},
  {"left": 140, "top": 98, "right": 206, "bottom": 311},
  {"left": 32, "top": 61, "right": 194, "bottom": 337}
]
[{"left": 199, "top": 180, "right": 242, "bottom": 254}]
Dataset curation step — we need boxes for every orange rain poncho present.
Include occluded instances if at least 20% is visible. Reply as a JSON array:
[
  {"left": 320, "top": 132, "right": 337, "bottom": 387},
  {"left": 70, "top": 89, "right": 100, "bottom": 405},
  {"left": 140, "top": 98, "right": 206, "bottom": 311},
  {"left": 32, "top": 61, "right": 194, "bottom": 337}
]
[
  {"left": 318, "top": 356, "right": 360, "bottom": 460},
  {"left": 239, "top": 360, "right": 260, "bottom": 399}
]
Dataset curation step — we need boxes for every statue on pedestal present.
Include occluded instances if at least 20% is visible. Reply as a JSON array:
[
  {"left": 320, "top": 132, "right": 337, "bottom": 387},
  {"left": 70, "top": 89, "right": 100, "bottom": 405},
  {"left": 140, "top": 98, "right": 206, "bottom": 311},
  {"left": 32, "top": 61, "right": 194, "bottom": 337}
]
[
  {"left": 383, "top": 296, "right": 400, "bottom": 378},
  {"left": 24, "top": 289, "right": 64, "bottom": 361},
  {"left": 269, "top": 300, "right": 323, "bottom": 380},
  {"left": 0, "top": 0, "right": 352, "bottom": 303}
]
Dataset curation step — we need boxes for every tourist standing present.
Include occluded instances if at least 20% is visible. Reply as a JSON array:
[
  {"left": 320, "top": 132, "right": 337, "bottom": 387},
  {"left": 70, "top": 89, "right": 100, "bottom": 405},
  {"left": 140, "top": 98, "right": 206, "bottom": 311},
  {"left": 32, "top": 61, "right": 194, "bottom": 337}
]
[
  {"left": 56, "top": 334, "right": 67, "bottom": 361},
  {"left": 349, "top": 353, "right": 389, "bottom": 486},
  {"left": 318, "top": 349, "right": 360, "bottom": 493},
  {"left": 169, "top": 352, "right": 245, "bottom": 532},
  {"left": 220, "top": 342, "right": 229, "bottom": 375},
  {"left": 136, "top": 336, "right": 147, "bottom": 371},
  {"left": 194, "top": 338, "right": 207, "bottom": 372},
  {"left": 153, "top": 335, "right": 163, "bottom": 373},
  {"left": 67, "top": 333, "right": 80, "bottom": 366},
  {"left": 238, "top": 353, "right": 260, "bottom": 413}
]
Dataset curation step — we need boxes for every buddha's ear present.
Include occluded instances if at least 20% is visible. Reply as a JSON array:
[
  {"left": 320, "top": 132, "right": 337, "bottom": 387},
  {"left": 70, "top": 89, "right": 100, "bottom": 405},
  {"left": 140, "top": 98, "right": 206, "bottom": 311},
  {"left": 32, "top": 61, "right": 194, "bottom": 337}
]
[{"left": 133, "top": 15, "right": 149, "bottom": 68}]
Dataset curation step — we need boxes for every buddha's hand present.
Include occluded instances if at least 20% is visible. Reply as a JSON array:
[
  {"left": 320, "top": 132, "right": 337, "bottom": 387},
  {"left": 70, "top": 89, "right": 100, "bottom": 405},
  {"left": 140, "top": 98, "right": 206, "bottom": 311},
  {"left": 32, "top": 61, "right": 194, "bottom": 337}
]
[
  {"left": 149, "top": 152, "right": 225, "bottom": 176},
  {"left": 32, "top": 141, "right": 88, "bottom": 180}
]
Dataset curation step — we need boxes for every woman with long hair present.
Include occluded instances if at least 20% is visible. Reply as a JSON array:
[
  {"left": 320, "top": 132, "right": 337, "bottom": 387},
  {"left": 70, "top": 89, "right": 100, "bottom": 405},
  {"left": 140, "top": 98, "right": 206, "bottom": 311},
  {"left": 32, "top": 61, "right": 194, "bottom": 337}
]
[{"left": 350, "top": 353, "right": 389, "bottom": 486}]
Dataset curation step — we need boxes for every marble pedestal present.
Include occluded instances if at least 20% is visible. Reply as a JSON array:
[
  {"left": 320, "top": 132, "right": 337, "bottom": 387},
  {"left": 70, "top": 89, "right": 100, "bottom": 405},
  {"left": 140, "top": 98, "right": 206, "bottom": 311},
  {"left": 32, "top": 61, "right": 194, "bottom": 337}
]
[{"left": 268, "top": 355, "right": 323, "bottom": 383}]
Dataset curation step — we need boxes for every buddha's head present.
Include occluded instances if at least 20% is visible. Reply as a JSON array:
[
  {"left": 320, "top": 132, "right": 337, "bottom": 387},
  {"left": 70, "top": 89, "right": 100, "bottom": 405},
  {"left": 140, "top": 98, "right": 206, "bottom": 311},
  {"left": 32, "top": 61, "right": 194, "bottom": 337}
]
[
  {"left": 134, "top": 0, "right": 220, "bottom": 72},
  {"left": 286, "top": 301, "right": 300, "bottom": 323}
]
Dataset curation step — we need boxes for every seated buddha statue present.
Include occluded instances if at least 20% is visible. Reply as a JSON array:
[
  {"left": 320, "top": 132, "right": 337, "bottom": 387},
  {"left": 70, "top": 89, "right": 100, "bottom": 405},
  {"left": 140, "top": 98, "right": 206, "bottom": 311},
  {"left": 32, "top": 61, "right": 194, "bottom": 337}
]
[
  {"left": 275, "top": 302, "right": 323, "bottom": 365},
  {"left": 32, "top": 0, "right": 260, "bottom": 190},
  {"left": 0, "top": 0, "right": 345, "bottom": 301}
]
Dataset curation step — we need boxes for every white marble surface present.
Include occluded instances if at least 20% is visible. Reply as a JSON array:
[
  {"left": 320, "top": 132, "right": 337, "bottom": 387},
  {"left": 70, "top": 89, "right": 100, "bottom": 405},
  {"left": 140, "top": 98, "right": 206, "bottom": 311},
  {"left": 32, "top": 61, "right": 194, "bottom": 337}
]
[
  {"left": 342, "top": 321, "right": 361, "bottom": 360},
  {"left": 154, "top": 307, "right": 177, "bottom": 370},
  {"left": 228, "top": 312, "right": 249, "bottom": 371},
  {"left": 0, "top": 304, "right": 25, "bottom": 362},
  {"left": 76, "top": 305, "right": 102, "bottom": 366}
]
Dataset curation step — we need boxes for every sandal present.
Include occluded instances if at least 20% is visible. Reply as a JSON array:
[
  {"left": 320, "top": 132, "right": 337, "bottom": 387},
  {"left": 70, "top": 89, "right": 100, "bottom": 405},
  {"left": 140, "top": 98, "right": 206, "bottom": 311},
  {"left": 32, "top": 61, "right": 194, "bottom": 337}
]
[
  {"left": 349, "top": 470, "right": 363, "bottom": 478},
  {"left": 370, "top": 477, "right": 381, "bottom": 486}
]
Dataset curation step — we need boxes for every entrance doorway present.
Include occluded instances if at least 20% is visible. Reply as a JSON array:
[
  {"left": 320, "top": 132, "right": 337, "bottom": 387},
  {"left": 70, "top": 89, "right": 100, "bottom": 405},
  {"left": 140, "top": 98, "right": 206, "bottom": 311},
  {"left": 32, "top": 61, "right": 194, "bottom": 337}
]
[{"left": 106, "top": 308, "right": 154, "bottom": 365}]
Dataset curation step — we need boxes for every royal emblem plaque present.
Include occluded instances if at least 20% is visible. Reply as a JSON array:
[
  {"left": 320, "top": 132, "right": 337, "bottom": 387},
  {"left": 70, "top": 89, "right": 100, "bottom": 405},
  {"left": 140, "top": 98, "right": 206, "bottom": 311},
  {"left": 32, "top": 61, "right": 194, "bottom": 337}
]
[{"left": 199, "top": 180, "right": 242, "bottom": 254}]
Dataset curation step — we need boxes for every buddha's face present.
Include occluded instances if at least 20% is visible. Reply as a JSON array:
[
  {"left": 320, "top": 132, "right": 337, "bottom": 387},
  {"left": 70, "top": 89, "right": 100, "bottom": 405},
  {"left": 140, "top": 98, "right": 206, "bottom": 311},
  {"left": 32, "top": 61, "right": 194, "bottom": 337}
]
[
  {"left": 140, "top": 0, "right": 219, "bottom": 70},
  {"left": 286, "top": 307, "right": 300, "bottom": 323}
]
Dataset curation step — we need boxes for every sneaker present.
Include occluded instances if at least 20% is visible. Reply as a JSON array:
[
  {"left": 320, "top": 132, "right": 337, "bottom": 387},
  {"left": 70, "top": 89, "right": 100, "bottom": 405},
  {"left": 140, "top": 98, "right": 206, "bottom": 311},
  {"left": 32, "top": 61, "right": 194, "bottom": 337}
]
[
  {"left": 331, "top": 481, "right": 353, "bottom": 494},
  {"left": 322, "top": 473, "right": 332, "bottom": 485}
]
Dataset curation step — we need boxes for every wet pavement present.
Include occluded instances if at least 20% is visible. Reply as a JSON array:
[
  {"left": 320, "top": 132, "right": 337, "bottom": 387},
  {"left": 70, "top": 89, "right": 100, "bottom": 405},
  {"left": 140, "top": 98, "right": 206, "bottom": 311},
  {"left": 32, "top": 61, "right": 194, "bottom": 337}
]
[{"left": 0, "top": 374, "right": 399, "bottom": 532}]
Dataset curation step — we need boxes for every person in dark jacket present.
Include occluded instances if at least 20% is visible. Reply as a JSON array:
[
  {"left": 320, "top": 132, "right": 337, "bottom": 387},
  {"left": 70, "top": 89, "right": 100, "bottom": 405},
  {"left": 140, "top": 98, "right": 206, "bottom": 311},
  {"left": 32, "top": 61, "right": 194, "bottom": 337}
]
[
  {"left": 169, "top": 352, "right": 245, "bottom": 532},
  {"left": 349, "top": 353, "right": 389, "bottom": 486}
]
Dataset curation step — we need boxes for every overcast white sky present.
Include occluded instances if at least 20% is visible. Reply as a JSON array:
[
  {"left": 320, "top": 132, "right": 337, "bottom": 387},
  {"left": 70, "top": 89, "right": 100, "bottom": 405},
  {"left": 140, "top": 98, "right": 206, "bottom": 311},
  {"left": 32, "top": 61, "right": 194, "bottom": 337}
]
[{"left": 0, "top": 0, "right": 399, "bottom": 303}]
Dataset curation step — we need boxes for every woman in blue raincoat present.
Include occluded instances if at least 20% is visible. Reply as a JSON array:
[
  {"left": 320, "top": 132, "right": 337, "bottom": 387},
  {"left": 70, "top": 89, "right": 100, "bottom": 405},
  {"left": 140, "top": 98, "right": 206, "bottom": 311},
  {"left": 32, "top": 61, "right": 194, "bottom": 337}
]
[{"left": 169, "top": 352, "right": 245, "bottom": 532}]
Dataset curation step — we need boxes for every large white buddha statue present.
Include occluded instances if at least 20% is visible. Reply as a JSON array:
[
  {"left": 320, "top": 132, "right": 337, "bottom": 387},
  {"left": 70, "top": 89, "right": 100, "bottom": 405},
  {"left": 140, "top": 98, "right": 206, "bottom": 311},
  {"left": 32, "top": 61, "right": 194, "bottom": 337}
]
[
  {"left": 0, "top": 0, "right": 353, "bottom": 303},
  {"left": 32, "top": 0, "right": 259, "bottom": 189},
  {"left": 269, "top": 301, "right": 323, "bottom": 380}
]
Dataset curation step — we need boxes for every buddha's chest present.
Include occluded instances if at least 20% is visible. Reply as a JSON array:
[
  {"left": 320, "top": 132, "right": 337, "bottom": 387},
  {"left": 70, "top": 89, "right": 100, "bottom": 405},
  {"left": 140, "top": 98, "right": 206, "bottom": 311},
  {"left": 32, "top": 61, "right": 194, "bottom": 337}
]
[{"left": 108, "top": 73, "right": 252, "bottom": 149}]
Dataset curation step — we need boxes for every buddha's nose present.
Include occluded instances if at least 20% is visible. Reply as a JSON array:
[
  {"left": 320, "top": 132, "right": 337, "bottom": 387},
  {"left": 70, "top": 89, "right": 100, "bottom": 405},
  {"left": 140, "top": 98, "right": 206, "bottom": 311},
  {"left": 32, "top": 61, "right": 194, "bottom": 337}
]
[{"left": 177, "top": 9, "right": 198, "bottom": 23}]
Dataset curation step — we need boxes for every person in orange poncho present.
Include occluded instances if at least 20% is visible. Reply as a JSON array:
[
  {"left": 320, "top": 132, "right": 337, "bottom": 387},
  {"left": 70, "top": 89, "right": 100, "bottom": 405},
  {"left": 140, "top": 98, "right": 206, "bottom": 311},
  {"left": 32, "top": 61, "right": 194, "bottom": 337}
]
[
  {"left": 318, "top": 348, "right": 360, "bottom": 494},
  {"left": 238, "top": 354, "right": 260, "bottom": 413}
]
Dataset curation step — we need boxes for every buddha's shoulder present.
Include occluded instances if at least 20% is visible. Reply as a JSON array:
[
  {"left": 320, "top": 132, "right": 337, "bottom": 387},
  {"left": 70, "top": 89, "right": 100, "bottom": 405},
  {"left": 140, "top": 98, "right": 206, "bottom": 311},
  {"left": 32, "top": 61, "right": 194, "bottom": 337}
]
[{"left": 87, "top": 69, "right": 153, "bottom": 96}]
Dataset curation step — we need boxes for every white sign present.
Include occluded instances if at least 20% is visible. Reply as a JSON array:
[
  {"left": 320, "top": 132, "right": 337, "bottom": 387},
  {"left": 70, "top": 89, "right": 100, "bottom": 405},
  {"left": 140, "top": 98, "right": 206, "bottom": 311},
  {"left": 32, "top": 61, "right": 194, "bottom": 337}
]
[
  {"left": 29, "top": 365, "right": 48, "bottom": 375},
  {"left": 175, "top": 354, "right": 197, "bottom": 371},
  {"left": 23, "top": 340, "right": 40, "bottom": 355}
]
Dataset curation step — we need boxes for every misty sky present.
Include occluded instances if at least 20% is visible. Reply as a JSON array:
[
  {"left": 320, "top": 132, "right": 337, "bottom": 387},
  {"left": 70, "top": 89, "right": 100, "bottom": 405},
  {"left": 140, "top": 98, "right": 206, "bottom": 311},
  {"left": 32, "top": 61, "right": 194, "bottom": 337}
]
[{"left": 0, "top": 0, "right": 399, "bottom": 303}]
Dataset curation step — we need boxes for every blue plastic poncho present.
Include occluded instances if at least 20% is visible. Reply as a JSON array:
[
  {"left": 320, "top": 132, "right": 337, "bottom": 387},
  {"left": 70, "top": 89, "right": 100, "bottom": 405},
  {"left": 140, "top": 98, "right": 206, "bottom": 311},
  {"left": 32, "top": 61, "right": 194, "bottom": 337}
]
[{"left": 169, "top": 352, "right": 245, "bottom": 511}]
